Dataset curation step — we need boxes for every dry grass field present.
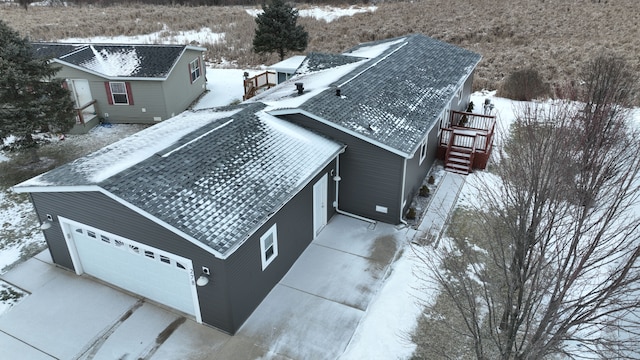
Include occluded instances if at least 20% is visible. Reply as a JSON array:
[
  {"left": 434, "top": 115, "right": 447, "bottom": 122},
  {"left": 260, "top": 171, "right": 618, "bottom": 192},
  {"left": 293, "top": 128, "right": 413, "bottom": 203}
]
[{"left": 2, "top": 0, "right": 639, "bottom": 95}]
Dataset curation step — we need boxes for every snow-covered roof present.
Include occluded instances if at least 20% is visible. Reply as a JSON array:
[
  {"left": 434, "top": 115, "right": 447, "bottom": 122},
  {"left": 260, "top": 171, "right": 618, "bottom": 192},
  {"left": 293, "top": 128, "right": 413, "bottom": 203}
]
[
  {"left": 268, "top": 55, "right": 306, "bottom": 73},
  {"left": 15, "top": 104, "right": 343, "bottom": 258},
  {"left": 268, "top": 34, "right": 482, "bottom": 158},
  {"left": 31, "top": 42, "right": 206, "bottom": 79}
]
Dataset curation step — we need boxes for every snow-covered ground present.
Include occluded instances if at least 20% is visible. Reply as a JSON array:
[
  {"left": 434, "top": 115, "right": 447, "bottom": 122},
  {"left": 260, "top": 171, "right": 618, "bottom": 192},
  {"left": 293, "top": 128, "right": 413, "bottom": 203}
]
[{"left": 246, "top": 5, "right": 377, "bottom": 23}]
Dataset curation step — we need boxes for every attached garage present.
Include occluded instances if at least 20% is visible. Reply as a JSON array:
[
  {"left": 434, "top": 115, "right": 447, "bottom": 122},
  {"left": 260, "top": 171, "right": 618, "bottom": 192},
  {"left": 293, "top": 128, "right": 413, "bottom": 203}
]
[
  {"left": 60, "top": 217, "right": 201, "bottom": 321},
  {"left": 14, "top": 103, "right": 343, "bottom": 334}
]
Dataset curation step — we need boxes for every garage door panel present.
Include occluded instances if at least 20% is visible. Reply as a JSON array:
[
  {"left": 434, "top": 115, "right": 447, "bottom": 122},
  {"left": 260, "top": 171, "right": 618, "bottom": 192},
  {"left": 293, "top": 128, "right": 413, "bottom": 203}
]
[{"left": 68, "top": 223, "right": 197, "bottom": 317}]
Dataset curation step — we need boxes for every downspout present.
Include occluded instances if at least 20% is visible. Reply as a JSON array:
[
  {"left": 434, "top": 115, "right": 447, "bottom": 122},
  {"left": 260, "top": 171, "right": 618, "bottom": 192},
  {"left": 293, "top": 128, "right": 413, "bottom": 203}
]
[
  {"left": 399, "top": 157, "right": 408, "bottom": 225},
  {"left": 333, "top": 152, "right": 377, "bottom": 224}
]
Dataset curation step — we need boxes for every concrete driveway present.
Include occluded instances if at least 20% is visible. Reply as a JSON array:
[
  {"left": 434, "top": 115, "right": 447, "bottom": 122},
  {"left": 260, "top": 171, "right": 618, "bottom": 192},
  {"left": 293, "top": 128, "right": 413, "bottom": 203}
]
[{"left": 0, "top": 215, "right": 411, "bottom": 360}]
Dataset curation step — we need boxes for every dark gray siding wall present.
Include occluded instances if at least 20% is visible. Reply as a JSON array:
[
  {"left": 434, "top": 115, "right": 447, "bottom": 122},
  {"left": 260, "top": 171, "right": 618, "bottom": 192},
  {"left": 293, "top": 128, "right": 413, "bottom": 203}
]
[
  {"left": 29, "top": 191, "right": 233, "bottom": 332},
  {"left": 403, "top": 124, "right": 440, "bottom": 214},
  {"left": 280, "top": 113, "right": 404, "bottom": 224},
  {"left": 223, "top": 160, "right": 337, "bottom": 333}
]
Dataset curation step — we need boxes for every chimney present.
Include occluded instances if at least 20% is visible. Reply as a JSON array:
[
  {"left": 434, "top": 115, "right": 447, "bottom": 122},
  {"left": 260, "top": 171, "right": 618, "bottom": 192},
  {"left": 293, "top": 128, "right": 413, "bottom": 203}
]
[
  {"left": 336, "top": 87, "right": 341, "bottom": 97},
  {"left": 295, "top": 82, "right": 304, "bottom": 95}
]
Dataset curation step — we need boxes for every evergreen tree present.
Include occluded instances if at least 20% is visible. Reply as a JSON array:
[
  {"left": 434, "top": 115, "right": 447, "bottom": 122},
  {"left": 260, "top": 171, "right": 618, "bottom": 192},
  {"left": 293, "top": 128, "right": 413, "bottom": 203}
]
[
  {"left": 0, "top": 20, "right": 75, "bottom": 153},
  {"left": 253, "top": 0, "right": 308, "bottom": 61}
]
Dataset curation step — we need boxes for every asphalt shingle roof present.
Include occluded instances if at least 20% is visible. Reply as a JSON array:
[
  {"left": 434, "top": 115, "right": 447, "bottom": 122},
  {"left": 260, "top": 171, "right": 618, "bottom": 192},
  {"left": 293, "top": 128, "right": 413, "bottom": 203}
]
[
  {"left": 97, "top": 103, "right": 342, "bottom": 256},
  {"left": 297, "top": 52, "right": 366, "bottom": 73},
  {"left": 296, "top": 34, "right": 481, "bottom": 157},
  {"left": 31, "top": 42, "right": 196, "bottom": 78}
]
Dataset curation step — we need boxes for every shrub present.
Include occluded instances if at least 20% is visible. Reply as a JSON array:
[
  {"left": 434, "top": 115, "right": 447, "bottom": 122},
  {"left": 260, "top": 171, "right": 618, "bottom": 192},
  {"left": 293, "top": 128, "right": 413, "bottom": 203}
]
[
  {"left": 419, "top": 185, "right": 430, "bottom": 197},
  {"left": 406, "top": 207, "right": 417, "bottom": 220},
  {"left": 499, "top": 68, "right": 549, "bottom": 101},
  {"left": 428, "top": 175, "right": 435, "bottom": 185}
]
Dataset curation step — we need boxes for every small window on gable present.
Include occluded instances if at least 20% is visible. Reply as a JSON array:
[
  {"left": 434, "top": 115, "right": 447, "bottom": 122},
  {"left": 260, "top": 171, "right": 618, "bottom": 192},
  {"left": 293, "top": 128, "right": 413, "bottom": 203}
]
[
  {"left": 129, "top": 245, "right": 140, "bottom": 254},
  {"left": 419, "top": 139, "right": 428, "bottom": 165},
  {"left": 176, "top": 262, "right": 186, "bottom": 270},
  {"left": 108, "top": 82, "right": 132, "bottom": 105},
  {"left": 144, "top": 250, "right": 155, "bottom": 259},
  {"left": 87, "top": 231, "right": 96, "bottom": 238},
  {"left": 160, "top": 255, "right": 171, "bottom": 264},
  {"left": 260, "top": 224, "right": 278, "bottom": 270},
  {"left": 75, "top": 228, "right": 83, "bottom": 234},
  {"left": 100, "top": 235, "right": 110, "bottom": 244},
  {"left": 189, "top": 58, "right": 201, "bottom": 83},
  {"left": 114, "top": 239, "right": 125, "bottom": 247}
]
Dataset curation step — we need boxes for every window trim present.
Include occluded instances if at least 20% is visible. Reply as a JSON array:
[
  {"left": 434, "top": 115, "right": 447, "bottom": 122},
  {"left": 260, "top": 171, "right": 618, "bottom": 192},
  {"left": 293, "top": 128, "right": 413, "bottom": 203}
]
[
  {"left": 106, "top": 81, "right": 133, "bottom": 105},
  {"left": 260, "top": 224, "right": 278, "bottom": 270},
  {"left": 189, "top": 58, "right": 201, "bottom": 84},
  {"left": 419, "top": 138, "right": 428, "bottom": 165}
]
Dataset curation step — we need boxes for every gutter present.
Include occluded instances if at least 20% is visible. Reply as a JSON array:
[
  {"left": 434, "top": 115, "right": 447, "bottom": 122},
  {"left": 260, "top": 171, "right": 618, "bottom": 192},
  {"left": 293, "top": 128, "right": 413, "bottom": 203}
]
[{"left": 332, "top": 151, "right": 377, "bottom": 224}]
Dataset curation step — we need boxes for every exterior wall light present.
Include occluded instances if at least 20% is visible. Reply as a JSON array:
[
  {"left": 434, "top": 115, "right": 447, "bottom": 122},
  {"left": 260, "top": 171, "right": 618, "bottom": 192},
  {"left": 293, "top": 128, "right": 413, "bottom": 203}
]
[{"left": 196, "top": 274, "right": 210, "bottom": 287}]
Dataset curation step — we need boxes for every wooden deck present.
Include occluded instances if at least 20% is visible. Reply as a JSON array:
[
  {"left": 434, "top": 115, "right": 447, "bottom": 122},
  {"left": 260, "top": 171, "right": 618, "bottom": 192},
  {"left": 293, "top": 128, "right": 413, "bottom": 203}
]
[
  {"left": 438, "top": 110, "right": 496, "bottom": 174},
  {"left": 243, "top": 71, "right": 276, "bottom": 100}
]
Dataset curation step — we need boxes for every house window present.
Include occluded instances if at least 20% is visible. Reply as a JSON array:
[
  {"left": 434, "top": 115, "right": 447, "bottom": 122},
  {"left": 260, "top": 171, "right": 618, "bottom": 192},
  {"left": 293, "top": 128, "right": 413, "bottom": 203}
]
[
  {"left": 419, "top": 139, "right": 428, "bottom": 165},
  {"left": 457, "top": 86, "right": 463, "bottom": 104},
  {"left": 260, "top": 224, "right": 278, "bottom": 270},
  {"left": 107, "top": 82, "right": 131, "bottom": 105},
  {"left": 189, "top": 58, "right": 201, "bottom": 83}
]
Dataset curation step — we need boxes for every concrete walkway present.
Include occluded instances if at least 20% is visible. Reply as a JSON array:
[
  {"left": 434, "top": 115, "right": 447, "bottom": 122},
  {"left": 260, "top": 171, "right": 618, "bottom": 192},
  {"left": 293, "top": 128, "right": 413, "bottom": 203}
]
[{"left": 0, "top": 171, "right": 467, "bottom": 360}]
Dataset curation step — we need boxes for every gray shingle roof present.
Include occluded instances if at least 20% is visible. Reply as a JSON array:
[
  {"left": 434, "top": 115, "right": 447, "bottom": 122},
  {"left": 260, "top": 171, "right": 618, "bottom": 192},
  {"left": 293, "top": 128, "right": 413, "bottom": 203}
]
[
  {"left": 31, "top": 42, "right": 200, "bottom": 79},
  {"left": 98, "top": 103, "right": 342, "bottom": 256},
  {"left": 295, "top": 34, "right": 481, "bottom": 157},
  {"left": 297, "top": 52, "right": 366, "bottom": 74}
]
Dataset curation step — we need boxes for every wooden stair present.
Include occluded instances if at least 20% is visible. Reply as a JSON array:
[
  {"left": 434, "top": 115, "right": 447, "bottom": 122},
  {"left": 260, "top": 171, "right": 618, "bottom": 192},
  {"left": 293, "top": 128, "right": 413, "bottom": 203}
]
[{"left": 445, "top": 147, "right": 473, "bottom": 174}]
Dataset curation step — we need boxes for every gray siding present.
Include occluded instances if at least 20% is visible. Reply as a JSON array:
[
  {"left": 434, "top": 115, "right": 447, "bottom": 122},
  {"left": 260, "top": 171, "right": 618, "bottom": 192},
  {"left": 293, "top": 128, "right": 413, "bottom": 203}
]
[
  {"left": 54, "top": 52, "right": 205, "bottom": 124},
  {"left": 162, "top": 49, "right": 207, "bottom": 118},
  {"left": 223, "top": 160, "right": 337, "bottom": 333},
  {"left": 403, "top": 124, "right": 439, "bottom": 214},
  {"left": 280, "top": 114, "right": 404, "bottom": 224},
  {"left": 29, "top": 191, "right": 233, "bottom": 332}
]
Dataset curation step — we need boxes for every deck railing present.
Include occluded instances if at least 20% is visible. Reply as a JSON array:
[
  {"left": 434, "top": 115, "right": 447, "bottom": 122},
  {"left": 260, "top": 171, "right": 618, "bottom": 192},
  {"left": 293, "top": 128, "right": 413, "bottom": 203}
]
[
  {"left": 75, "top": 99, "right": 97, "bottom": 125},
  {"left": 450, "top": 110, "right": 496, "bottom": 132},
  {"left": 243, "top": 71, "right": 276, "bottom": 100}
]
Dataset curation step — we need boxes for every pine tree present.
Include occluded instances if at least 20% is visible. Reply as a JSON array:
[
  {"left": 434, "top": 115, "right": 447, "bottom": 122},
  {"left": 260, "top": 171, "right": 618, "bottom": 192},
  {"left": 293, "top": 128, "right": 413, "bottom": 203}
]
[
  {"left": 252, "top": 0, "right": 308, "bottom": 61},
  {"left": 0, "top": 20, "right": 75, "bottom": 153}
]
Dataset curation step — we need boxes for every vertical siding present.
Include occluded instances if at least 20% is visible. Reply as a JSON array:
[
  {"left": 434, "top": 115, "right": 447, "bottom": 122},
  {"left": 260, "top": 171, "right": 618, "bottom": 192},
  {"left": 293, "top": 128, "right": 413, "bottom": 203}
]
[
  {"left": 280, "top": 114, "right": 404, "bottom": 224},
  {"left": 162, "top": 49, "right": 207, "bottom": 117},
  {"left": 29, "top": 191, "right": 233, "bottom": 332},
  {"left": 223, "top": 161, "right": 337, "bottom": 333}
]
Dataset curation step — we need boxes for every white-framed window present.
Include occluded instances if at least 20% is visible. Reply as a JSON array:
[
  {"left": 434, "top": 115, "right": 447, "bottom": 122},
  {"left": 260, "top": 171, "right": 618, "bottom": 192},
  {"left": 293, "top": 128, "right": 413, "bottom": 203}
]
[
  {"left": 189, "top": 58, "right": 201, "bottom": 83},
  {"left": 108, "top": 81, "right": 131, "bottom": 105},
  {"left": 260, "top": 224, "right": 278, "bottom": 270},
  {"left": 419, "top": 138, "right": 428, "bottom": 165}
]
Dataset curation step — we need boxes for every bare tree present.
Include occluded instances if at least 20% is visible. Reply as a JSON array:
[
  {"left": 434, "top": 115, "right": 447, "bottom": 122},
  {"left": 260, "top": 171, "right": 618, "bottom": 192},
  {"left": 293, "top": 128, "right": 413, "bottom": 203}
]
[{"left": 414, "top": 55, "right": 640, "bottom": 359}]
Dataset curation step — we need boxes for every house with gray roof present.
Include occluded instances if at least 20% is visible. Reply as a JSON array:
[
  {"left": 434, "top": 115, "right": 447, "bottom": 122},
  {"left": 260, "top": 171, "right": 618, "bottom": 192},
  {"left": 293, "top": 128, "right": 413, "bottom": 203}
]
[
  {"left": 14, "top": 34, "right": 481, "bottom": 334},
  {"left": 32, "top": 42, "right": 207, "bottom": 134}
]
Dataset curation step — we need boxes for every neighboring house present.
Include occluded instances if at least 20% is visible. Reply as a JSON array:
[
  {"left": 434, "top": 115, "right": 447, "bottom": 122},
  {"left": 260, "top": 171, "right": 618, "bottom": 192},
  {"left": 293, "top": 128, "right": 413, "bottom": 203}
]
[
  {"left": 32, "top": 43, "right": 207, "bottom": 134},
  {"left": 14, "top": 34, "right": 483, "bottom": 334},
  {"left": 268, "top": 55, "right": 305, "bottom": 84}
]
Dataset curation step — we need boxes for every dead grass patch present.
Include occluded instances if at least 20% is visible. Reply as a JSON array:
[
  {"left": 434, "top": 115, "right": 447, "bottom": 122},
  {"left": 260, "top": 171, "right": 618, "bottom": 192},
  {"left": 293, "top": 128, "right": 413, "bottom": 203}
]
[{"left": 2, "top": 0, "right": 639, "bottom": 95}]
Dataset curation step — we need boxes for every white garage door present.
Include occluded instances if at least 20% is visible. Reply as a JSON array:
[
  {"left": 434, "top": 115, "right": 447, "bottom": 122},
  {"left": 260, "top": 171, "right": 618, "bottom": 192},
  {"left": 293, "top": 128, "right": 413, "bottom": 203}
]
[{"left": 61, "top": 218, "right": 200, "bottom": 320}]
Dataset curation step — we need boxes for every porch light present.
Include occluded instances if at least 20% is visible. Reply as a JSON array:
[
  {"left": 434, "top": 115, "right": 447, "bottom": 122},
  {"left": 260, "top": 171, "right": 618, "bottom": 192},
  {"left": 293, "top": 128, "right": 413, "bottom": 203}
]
[
  {"left": 196, "top": 274, "right": 210, "bottom": 287},
  {"left": 40, "top": 220, "right": 53, "bottom": 230}
]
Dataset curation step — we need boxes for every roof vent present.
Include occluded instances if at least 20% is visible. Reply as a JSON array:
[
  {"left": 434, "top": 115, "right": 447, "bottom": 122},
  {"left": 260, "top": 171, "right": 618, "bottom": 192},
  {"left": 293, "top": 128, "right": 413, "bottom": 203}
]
[{"left": 295, "top": 82, "right": 304, "bottom": 95}]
